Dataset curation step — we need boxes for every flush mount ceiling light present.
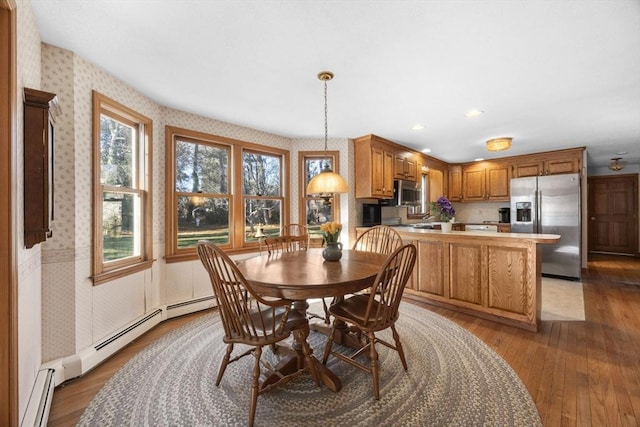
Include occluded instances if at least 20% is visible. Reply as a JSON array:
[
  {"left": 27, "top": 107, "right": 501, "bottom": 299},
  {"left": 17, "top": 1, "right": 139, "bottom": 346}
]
[
  {"left": 411, "top": 124, "right": 426, "bottom": 131},
  {"left": 421, "top": 148, "right": 432, "bottom": 153},
  {"left": 306, "top": 71, "right": 348, "bottom": 203},
  {"left": 608, "top": 157, "right": 625, "bottom": 171},
  {"left": 486, "top": 137, "right": 512, "bottom": 152},
  {"left": 465, "top": 109, "right": 484, "bottom": 118}
]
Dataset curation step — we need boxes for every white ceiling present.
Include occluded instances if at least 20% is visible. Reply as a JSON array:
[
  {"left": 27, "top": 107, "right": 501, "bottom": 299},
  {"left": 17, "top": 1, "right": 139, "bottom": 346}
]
[{"left": 30, "top": 0, "right": 640, "bottom": 169}]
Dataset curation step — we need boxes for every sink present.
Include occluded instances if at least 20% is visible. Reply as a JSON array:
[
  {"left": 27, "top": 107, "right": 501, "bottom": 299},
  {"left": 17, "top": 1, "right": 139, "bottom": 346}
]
[{"left": 412, "top": 224, "right": 435, "bottom": 229}]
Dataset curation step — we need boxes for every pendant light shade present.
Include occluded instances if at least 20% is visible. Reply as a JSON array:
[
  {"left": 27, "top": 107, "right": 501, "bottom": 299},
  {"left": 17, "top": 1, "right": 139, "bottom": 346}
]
[
  {"left": 306, "top": 71, "right": 348, "bottom": 197},
  {"left": 486, "top": 137, "right": 513, "bottom": 152},
  {"left": 306, "top": 163, "right": 349, "bottom": 194}
]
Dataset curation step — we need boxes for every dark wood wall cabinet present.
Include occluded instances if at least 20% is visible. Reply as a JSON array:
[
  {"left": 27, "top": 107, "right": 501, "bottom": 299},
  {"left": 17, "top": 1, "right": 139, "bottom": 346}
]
[{"left": 24, "top": 87, "right": 58, "bottom": 248}]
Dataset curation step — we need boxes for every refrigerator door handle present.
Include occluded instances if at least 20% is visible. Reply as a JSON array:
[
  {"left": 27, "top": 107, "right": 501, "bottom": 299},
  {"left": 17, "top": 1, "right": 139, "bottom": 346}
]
[{"left": 535, "top": 190, "right": 542, "bottom": 234}]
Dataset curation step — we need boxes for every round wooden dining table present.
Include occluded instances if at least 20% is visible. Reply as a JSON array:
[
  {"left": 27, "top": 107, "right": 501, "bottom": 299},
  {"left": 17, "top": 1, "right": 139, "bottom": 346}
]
[{"left": 237, "top": 248, "right": 387, "bottom": 392}]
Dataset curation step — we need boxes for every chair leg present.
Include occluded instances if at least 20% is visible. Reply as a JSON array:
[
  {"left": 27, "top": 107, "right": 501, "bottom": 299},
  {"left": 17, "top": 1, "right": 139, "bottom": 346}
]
[
  {"left": 249, "top": 346, "right": 262, "bottom": 427},
  {"left": 391, "top": 324, "right": 408, "bottom": 370},
  {"left": 216, "top": 343, "right": 233, "bottom": 386},
  {"left": 368, "top": 332, "right": 380, "bottom": 400},
  {"left": 322, "top": 324, "right": 337, "bottom": 365}
]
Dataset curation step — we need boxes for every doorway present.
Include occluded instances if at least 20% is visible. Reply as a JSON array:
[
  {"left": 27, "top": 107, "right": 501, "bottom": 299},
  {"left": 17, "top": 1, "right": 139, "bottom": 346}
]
[{"left": 588, "top": 174, "right": 639, "bottom": 255}]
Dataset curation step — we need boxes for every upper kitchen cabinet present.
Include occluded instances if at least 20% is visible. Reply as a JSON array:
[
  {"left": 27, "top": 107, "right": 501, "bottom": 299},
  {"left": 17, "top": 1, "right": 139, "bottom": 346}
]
[
  {"left": 462, "top": 161, "right": 510, "bottom": 201},
  {"left": 447, "top": 165, "right": 462, "bottom": 202},
  {"left": 512, "top": 147, "right": 584, "bottom": 177},
  {"left": 24, "top": 87, "right": 59, "bottom": 248},
  {"left": 354, "top": 134, "right": 394, "bottom": 198},
  {"left": 394, "top": 151, "right": 418, "bottom": 182}
]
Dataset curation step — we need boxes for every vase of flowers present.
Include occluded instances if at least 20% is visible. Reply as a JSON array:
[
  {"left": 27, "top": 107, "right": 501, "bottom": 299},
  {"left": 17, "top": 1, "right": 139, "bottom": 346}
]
[
  {"left": 430, "top": 196, "right": 456, "bottom": 232},
  {"left": 320, "top": 221, "right": 343, "bottom": 261}
]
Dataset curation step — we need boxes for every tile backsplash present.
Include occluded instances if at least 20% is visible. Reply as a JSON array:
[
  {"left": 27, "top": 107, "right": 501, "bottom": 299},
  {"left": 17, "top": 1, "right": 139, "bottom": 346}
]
[{"left": 451, "top": 201, "right": 510, "bottom": 223}]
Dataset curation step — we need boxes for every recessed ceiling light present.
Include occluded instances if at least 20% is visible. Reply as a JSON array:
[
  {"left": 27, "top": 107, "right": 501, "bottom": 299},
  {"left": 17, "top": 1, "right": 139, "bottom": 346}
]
[
  {"left": 411, "top": 124, "right": 426, "bottom": 131},
  {"left": 465, "top": 109, "right": 484, "bottom": 118},
  {"left": 616, "top": 151, "right": 628, "bottom": 155},
  {"left": 421, "top": 148, "right": 432, "bottom": 153},
  {"left": 474, "top": 158, "right": 484, "bottom": 162}
]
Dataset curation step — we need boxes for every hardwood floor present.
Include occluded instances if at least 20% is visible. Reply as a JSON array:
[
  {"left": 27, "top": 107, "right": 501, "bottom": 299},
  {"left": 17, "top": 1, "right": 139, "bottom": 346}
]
[{"left": 47, "top": 253, "right": 640, "bottom": 426}]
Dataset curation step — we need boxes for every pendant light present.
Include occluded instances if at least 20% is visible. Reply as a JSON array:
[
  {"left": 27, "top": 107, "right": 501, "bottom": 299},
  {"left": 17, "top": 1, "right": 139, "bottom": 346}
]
[{"left": 305, "top": 71, "right": 348, "bottom": 203}]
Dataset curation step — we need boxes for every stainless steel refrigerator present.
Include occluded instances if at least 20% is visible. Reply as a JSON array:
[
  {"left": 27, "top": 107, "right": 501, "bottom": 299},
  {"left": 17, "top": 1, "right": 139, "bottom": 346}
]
[{"left": 510, "top": 173, "right": 581, "bottom": 280}]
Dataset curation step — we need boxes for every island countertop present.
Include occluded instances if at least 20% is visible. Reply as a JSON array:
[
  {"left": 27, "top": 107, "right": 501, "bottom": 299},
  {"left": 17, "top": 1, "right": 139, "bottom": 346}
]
[
  {"left": 355, "top": 226, "right": 560, "bottom": 331},
  {"left": 384, "top": 226, "right": 561, "bottom": 244}
]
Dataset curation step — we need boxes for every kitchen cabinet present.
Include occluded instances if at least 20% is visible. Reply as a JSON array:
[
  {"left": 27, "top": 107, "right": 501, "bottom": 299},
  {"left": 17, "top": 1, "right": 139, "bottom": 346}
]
[
  {"left": 498, "top": 224, "right": 511, "bottom": 233},
  {"left": 462, "top": 161, "right": 510, "bottom": 201},
  {"left": 354, "top": 135, "right": 394, "bottom": 198},
  {"left": 512, "top": 148, "right": 583, "bottom": 177},
  {"left": 428, "top": 168, "right": 444, "bottom": 202},
  {"left": 447, "top": 165, "right": 462, "bottom": 201},
  {"left": 394, "top": 152, "right": 417, "bottom": 182},
  {"left": 371, "top": 227, "right": 559, "bottom": 332},
  {"left": 24, "top": 87, "right": 58, "bottom": 248}
]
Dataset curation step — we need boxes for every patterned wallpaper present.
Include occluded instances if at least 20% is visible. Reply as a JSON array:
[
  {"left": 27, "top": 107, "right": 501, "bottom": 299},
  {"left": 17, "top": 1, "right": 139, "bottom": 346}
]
[
  {"left": 16, "top": 0, "right": 44, "bottom": 418},
  {"left": 36, "top": 40, "right": 356, "bottom": 361}
]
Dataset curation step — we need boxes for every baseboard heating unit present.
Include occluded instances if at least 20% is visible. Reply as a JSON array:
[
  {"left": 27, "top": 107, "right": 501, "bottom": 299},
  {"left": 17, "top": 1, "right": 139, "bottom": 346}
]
[{"left": 21, "top": 368, "right": 55, "bottom": 427}]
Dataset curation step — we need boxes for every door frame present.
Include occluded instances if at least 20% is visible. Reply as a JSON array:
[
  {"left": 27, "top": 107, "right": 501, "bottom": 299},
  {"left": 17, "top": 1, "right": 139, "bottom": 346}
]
[
  {"left": 0, "top": 0, "right": 18, "bottom": 425},
  {"left": 587, "top": 173, "right": 639, "bottom": 256}
]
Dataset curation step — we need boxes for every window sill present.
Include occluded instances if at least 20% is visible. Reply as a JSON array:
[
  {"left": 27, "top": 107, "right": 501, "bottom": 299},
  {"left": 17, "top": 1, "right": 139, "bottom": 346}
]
[{"left": 92, "top": 259, "right": 154, "bottom": 285}]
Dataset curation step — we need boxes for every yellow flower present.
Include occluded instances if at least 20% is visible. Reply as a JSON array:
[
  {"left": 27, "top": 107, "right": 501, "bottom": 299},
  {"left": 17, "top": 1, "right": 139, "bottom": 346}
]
[{"left": 320, "top": 222, "right": 342, "bottom": 243}]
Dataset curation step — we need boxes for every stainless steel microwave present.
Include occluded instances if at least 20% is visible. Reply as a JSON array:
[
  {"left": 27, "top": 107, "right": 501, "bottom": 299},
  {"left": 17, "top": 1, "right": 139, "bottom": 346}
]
[{"left": 380, "top": 180, "right": 421, "bottom": 207}]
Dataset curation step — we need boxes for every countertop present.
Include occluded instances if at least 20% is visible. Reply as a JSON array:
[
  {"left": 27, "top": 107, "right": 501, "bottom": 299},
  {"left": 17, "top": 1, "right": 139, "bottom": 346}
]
[{"left": 357, "top": 226, "right": 560, "bottom": 244}]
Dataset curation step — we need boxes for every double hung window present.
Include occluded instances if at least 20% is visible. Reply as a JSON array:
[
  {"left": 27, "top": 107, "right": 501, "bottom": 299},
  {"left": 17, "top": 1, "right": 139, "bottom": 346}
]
[
  {"left": 299, "top": 151, "right": 340, "bottom": 240},
  {"left": 92, "top": 92, "right": 153, "bottom": 284},
  {"left": 166, "top": 127, "right": 289, "bottom": 260}
]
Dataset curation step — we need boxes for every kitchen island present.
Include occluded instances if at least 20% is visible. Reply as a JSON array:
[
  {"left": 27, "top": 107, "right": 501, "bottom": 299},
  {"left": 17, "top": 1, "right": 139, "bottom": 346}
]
[{"left": 356, "top": 227, "right": 560, "bottom": 332}]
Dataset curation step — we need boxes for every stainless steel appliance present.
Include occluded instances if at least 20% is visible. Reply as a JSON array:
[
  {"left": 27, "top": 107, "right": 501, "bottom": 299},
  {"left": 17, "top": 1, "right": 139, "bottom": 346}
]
[
  {"left": 379, "top": 180, "right": 421, "bottom": 207},
  {"left": 498, "top": 207, "right": 510, "bottom": 223},
  {"left": 362, "top": 203, "right": 382, "bottom": 227},
  {"left": 465, "top": 224, "right": 498, "bottom": 232},
  {"left": 510, "top": 173, "right": 581, "bottom": 280}
]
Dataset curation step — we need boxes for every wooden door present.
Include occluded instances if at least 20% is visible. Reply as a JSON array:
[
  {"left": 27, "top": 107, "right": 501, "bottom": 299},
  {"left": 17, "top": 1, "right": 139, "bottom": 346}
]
[{"left": 588, "top": 174, "right": 638, "bottom": 255}]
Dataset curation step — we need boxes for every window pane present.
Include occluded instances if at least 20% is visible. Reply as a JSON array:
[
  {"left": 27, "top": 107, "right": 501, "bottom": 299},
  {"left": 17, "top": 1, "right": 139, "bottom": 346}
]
[
  {"left": 243, "top": 152, "right": 281, "bottom": 196},
  {"left": 103, "top": 191, "right": 140, "bottom": 262},
  {"left": 175, "top": 139, "right": 228, "bottom": 194},
  {"left": 245, "top": 199, "right": 281, "bottom": 241},
  {"left": 177, "top": 195, "right": 229, "bottom": 247},
  {"left": 305, "top": 198, "right": 334, "bottom": 238},
  {"left": 305, "top": 157, "right": 333, "bottom": 194},
  {"left": 100, "top": 115, "right": 134, "bottom": 186}
]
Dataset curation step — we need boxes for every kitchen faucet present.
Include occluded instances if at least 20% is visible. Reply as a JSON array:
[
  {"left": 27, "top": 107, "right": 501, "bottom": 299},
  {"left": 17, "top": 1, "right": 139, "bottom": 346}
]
[{"left": 421, "top": 213, "right": 433, "bottom": 223}]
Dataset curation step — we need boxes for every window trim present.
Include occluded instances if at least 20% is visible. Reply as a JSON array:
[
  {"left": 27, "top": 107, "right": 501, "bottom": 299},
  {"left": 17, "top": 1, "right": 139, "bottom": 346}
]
[
  {"left": 298, "top": 151, "right": 341, "bottom": 238},
  {"left": 92, "top": 91, "right": 153, "bottom": 284},
  {"left": 165, "top": 126, "right": 289, "bottom": 262}
]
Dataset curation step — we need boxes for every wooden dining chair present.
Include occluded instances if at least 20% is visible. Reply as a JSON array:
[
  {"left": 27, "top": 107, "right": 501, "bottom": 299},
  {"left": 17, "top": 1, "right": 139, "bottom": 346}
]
[
  {"left": 263, "top": 234, "right": 309, "bottom": 255},
  {"left": 322, "top": 243, "right": 417, "bottom": 400},
  {"left": 196, "top": 241, "right": 317, "bottom": 427},
  {"left": 352, "top": 225, "right": 403, "bottom": 255}
]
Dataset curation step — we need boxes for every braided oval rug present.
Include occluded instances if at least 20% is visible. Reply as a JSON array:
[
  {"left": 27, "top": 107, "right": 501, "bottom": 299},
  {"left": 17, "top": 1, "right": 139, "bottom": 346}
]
[{"left": 79, "top": 302, "right": 541, "bottom": 427}]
